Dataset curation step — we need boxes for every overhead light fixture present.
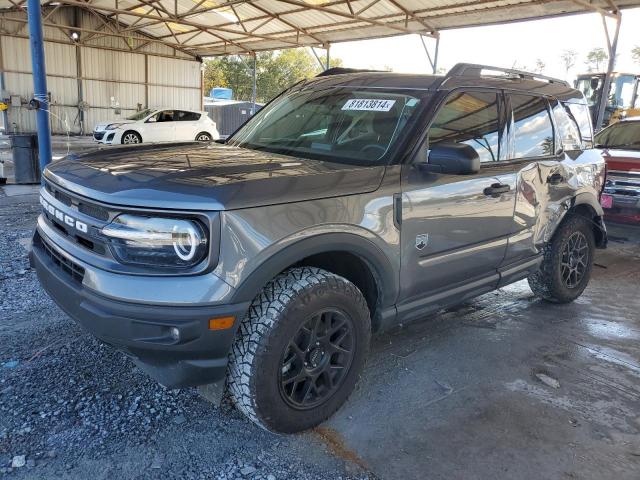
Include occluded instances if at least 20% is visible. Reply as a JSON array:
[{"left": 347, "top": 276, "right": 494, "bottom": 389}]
[{"left": 70, "top": 31, "right": 80, "bottom": 41}]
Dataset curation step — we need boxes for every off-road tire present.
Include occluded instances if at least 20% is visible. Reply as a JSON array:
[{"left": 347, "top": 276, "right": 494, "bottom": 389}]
[
  {"left": 121, "top": 131, "right": 142, "bottom": 144},
  {"left": 528, "top": 214, "right": 595, "bottom": 303},
  {"left": 226, "top": 267, "right": 371, "bottom": 433}
]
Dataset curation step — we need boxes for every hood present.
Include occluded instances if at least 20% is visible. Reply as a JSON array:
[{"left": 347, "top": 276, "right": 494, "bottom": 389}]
[
  {"left": 44, "top": 143, "right": 386, "bottom": 210},
  {"left": 600, "top": 148, "right": 640, "bottom": 173},
  {"left": 95, "top": 120, "right": 135, "bottom": 130}
]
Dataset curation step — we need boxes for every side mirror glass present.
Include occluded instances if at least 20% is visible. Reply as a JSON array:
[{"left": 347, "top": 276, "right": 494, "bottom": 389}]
[{"left": 423, "top": 142, "right": 481, "bottom": 175}]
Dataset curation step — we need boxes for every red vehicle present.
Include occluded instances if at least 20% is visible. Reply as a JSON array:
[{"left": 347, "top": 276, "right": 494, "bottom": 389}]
[{"left": 595, "top": 117, "right": 640, "bottom": 224}]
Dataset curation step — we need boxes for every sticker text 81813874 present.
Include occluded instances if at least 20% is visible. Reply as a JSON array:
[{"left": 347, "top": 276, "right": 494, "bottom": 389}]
[{"left": 342, "top": 99, "right": 396, "bottom": 112}]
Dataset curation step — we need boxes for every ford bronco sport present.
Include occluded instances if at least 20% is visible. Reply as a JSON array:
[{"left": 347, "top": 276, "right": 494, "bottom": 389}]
[{"left": 31, "top": 64, "right": 607, "bottom": 433}]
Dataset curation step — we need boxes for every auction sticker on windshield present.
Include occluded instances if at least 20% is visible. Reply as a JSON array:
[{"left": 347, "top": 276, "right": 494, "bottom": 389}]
[{"left": 342, "top": 99, "right": 396, "bottom": 112}]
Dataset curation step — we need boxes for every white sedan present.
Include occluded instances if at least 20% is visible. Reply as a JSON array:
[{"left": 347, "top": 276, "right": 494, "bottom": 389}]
[{"left": 93, "top": 108, "right": 219, "bottom": 145}]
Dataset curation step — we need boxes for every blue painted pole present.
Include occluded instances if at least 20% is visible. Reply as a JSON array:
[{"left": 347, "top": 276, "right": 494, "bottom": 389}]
[{"left": 27, "top": 0, "right": 52, "bottom": 176}]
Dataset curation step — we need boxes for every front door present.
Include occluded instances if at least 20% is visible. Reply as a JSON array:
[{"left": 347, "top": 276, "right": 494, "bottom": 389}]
[
  {"left": 398, "top": 89, "right": 515, "bottom": 315},
  {"left": 144, "top": 110, "right": 176, "bottom": 142}
]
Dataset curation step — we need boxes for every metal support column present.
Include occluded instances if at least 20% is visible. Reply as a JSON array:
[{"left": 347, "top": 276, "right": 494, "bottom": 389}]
[
  {"left": 27, "top": 0, "right": 52, "bottom": 172},
  {"left": 251, "top": 52, "right": 257, "bottom": 115},
  {"left": 420, "top": 34, "right": 440, "bottom": 74},
  {"left": 325, "top": 43, "right": 330, "bottom": 70},
  {"left": 595, "top": 11, "right": 621, "bottom": 131}
]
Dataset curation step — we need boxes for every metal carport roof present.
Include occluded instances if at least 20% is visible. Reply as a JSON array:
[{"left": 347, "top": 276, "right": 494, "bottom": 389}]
[{"left": 1, "top": 0, "right": 639, "bottom": 56}]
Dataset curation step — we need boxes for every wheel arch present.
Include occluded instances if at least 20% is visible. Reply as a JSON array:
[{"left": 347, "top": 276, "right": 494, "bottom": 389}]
[
  {"left": 121, "top": 129, "right": 142, "bottom": 143},
  {"left": 565, "top": 192, "right": 607, "bottom": 248},
  {"left": 230, "top": 233, "right": 398, "bottom": 332}
]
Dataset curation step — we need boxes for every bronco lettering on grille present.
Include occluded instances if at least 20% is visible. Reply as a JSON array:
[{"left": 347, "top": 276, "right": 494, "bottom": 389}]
[{"left": 40, "top": 196, "right": 88, "bottom": 233}]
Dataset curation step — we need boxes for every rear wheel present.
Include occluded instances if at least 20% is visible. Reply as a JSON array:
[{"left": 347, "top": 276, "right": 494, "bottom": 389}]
[
  {"left": 121, "top": 131, "right": 141, "bottom": 144},
  {"left": 226, "top": 267, "right": 371, "bottom": 433},
  {"left": 195, "top": 132, "right": 212, "bottom": 142},
  {"left": 528, "top": 214, "right": 595, "bottom": 303}
]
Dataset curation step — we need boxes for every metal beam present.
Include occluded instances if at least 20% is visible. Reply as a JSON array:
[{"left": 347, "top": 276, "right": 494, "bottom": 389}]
[{"left": 595, "top": 11, "right": 621, "bottom": 130}]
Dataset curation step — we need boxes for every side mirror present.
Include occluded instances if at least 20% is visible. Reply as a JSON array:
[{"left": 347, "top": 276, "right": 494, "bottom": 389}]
[
  {"left": 147, "top": 116, "right": 157, "bottom": 123},
  {"left": 423, "top": 142, "right": 481, "bottom": 175}
]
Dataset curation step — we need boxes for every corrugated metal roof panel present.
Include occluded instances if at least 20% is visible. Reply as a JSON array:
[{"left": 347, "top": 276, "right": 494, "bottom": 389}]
[{"left": 2, "top": 0, "right": 640, "bottom": 56}]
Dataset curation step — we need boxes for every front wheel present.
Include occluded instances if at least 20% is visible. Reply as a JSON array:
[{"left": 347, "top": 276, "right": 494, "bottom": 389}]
[
  {"left": 226, "top": 267, "right": 371, "bottom": 433},
  {"left": 121, "top": 131, "right": 141, "bottom": 144},
  {"left": 528, "top": 214, "right": 595, "bottom": 303}
]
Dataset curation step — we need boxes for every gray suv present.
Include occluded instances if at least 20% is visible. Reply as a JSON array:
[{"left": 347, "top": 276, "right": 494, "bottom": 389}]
[{"left": 31, "top": 64, "right": 607, "bottom": 433}]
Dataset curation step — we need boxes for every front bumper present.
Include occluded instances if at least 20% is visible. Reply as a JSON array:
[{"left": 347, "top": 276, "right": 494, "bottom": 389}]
[
  {"left": 601, "top": 182, "right": 640, "bottom": 225},
  {"left": 30, "top": 230, "right": 250, "bottom": 388},
  {"left": 93, "top": 130, "right": 118, "bottom": 144}
]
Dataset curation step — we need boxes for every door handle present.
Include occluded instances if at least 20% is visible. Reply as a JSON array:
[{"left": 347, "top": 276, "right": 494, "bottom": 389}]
[
  {"left": 547, "top": 173, "right": 565, "bottom": 185},
  {"left": 483, "top": 183, "right": 510, "bottom": 197}
]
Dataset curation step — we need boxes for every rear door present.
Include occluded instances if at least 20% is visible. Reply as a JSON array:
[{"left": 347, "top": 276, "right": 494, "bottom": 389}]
[
  {"left": 398, "top": 89, "right": 515, "bottom": 310},
  {"left": 496, "top": 93, "right": 563, "bottom": 266}
]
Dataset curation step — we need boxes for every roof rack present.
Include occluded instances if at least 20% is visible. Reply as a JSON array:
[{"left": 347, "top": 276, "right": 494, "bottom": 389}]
[
  {"left": 446, "top": 63, "right": 570, "bottom": 87},
  {"left": 316, "top": 67, "right": 386, "bottom": 77}
]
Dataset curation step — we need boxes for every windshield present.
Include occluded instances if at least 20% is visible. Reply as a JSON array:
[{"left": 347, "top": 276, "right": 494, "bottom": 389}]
[
  {"left": 228, "top": 86, "right": 426, "bottom": 165},
  {"left": 577, "top": 75, "right": 636, "bottom": 108},
  {"left": 595, "top": 121, "right": 640, "bottom": 150},
  {"left": 126, "top": 109, "right": 153, "bottom": 121}
]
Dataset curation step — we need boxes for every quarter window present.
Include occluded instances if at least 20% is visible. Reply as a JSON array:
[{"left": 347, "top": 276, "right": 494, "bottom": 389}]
[
  {"left": 511, "top": 95, "right": 554, "bottom": 158},
  {"left": 428, "top": 91, "right": 501, "bottom": 163},
  {"left": 566, "top": 103, "right": 593, "bottom": 148},
  {"left": 553, "top": 102, "right": 581, "bottom": 151}
]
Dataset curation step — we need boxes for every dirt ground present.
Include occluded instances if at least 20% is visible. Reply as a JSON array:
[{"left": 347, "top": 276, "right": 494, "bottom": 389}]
[{"left": 1, "top": 179, "right": 639, "bottom": 479}]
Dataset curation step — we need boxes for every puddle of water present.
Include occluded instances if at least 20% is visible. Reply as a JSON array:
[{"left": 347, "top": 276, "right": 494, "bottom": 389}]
[{"left": 584, "top": 319, "right": 640, "bottom": 340}]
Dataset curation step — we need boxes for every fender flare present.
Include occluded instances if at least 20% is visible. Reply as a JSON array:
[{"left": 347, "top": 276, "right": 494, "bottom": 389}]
[
  {"left": 229, "top": 232, "right": 399, "bottom": 309},
  {"left": 570, "top": 191, "right": 604, "bottom": 218},
  {"left": 566, "top": 192, "right": 608, "bottom": 248}
]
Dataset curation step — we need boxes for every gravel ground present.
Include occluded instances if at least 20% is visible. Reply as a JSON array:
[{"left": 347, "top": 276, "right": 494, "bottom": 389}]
[{"left": 0, "top": 190, "right": 371, "bottom": 480}]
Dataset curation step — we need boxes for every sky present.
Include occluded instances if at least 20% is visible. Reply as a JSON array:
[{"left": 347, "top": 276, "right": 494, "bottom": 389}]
[{"left": 330, "top": 8, "right": 640, "bottom": 82}]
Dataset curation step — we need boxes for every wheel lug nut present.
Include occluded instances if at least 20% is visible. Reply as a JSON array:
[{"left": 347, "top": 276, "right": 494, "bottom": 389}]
[{"left": 316, "top": 342, "right": 320, "bottom": 346}]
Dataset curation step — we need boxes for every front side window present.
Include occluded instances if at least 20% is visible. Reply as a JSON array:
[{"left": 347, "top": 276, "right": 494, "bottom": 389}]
[
  {"left": 428, "top": 90, "right": 501, "bottom": 163},
  {"left": 595, "top": 122, "right": 640, "bottom": 150},
  {"left": 152, "top": 110, "right": 175, "bottom": 122},
  {"left": 229, "top": 87, "right": 425, "bottom": 165},
  {"left": 510, "top": 95, "right": 554, "bottom": 159}
]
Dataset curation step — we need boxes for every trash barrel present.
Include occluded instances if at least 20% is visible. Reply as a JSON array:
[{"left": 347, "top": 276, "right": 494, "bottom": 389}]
[{"left": 10, "top": 134, "right": 40, "bottom": 184}]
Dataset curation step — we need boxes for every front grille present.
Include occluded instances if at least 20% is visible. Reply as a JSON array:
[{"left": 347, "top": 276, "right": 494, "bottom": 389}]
[
  {"left": 78, "top": 202, "right": 109, "bottom": 221},
  {"left": 45, "top": 180, "right": 110, "bottom": 222},
  {"left": 93, "top": 131, "right": 105, "bottom": 140},
  {"left": 41, "top": 236, "right": 85, "bottom": 283}
]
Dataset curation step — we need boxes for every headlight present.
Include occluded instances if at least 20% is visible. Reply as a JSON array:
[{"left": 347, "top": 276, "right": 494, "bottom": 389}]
[
  {"left": 101, "top": 215, "right": 208, "bottom": 268},
  {"left": 105, "top": 123, "right": 124, "bottom": 130}
]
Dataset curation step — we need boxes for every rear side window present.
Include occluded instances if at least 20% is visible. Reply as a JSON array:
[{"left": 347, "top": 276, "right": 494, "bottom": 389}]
[
  {"left": 428, "top": 90, "right": 501, "bottom": 163},
  {"left": 176, "top": 111, "right": 201, "bottom": 121},
  {"left": 552, "top": 102, "right": 581, "bottom": 151},
  {"left": 566, "top": 103, "right": 593, "bottom": 148},
  {"left": 510, "top": 95, "right": 554, "bottom": 158}
]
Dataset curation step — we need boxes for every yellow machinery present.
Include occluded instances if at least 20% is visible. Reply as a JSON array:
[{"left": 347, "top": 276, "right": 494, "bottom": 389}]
[{"left": 575, "top": 72, "right": 640, "bottom": 128}]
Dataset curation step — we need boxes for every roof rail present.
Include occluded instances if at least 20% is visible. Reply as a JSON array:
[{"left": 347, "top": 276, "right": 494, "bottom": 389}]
[
  {"left": 316, "top": 67, "right": 385, "bottom": 77},
  {"left": 446, "top": 63, "right": 570, "bottom": 87}
]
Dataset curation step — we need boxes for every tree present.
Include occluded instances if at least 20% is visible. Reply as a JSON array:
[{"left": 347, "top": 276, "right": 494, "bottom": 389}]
[
  {"left": 534, "top": 59, "right": 546, "bottom": 73},
  {"left": 585, "top": 48, "right": 608, "bottom": 72},
  {"left": 560, "top": 50, "right": 577, "bottom": 76},
  {"left": 203, "top": 48, "right": 344, "bottom": 103},
  {"left": 632, "top": 46, "right": 640, "bottom": 66}
]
